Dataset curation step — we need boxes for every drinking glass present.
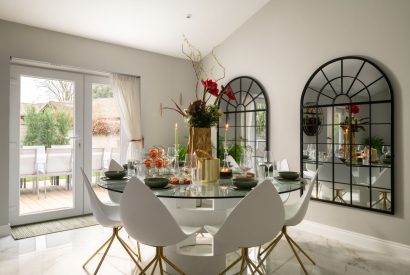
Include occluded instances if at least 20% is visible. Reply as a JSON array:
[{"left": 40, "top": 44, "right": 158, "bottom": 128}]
[
  {"left": 184, "top": 153, "right": 197, "bottom": 176},
  {"left": 133, "top": 149, "right": 145, "bottom": 177},
  {"left": 307, "top": 144, "right": 316, "bottom": 160},
  {"left": 240, "top": 153, "right": 253, "bottom": 176},
  {"left": 263, "top": 151, "right": 273, "bottom": 180},
  {"left": 166, "top": 147, "right": 176, "bottom": 174},
  {"left": 382, "top": 146, "right": 390, "bottom": 158}
]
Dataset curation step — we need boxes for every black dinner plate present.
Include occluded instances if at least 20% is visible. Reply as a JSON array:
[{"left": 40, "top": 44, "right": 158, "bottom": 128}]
[{"left": 274, "top": 176, "right": 302, "bottom": 182}]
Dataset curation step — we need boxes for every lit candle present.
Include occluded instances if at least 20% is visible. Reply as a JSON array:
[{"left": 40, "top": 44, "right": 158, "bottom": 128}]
[
  {"left": 224, "top": 123, "right": 229, "bottom": 148},
  {"left": 175, "top": 123, "right": 178, "bottom": 146}
]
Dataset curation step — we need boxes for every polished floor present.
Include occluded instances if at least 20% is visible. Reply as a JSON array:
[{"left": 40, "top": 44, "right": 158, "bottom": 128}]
[{"left": 1, "top": 223, "right": 409, "bottom": 275}]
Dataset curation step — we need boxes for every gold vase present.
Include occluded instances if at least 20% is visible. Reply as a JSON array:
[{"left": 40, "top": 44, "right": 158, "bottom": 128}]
[
  {"left": 187, "top": 127, "right": 212, "bottom": 158},
  {"left": 342, "top": 126, "right": 356, "bottom": 161}
]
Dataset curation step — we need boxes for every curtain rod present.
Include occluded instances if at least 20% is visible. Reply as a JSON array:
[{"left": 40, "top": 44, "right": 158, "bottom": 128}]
[{"left": 10, "top": 57, "right": 140, "bottom": 79}]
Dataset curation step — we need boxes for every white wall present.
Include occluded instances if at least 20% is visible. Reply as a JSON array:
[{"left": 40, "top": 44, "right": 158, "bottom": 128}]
[
  {"left": 205, "top": 0, "right": 410, "bottom": 245},
  {"left": 0, "top": 20, "right": 196, "bottom": 230}
]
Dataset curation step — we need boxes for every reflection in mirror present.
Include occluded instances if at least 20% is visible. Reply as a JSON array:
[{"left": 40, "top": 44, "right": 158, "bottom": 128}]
[
  {"left": 300, "top": 56, "right": 394, "bottom": 214},
  {"left": 218, "top": 76, "right": 269, "bottom": 165}
]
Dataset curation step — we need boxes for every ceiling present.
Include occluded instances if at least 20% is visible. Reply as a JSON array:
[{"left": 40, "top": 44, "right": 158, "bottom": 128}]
[{"left": 0, "top": 0, "right": 269, "bottom": 58}]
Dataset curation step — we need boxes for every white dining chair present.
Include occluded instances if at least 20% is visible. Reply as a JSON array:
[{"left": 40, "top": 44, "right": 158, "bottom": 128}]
[
  {"left": 80, "top": 168, "right": 141, "bottom": 274},
  {"left": 19, "top": 148, "right": 38, "bottom": 195},
  {"left": 259, "top": 169, "right": 319, "bottom": 275},
  {"left": 204, "top": 180, "right": 285, "bottom": 275},
  {"left": 41, "top": 147, "right": 73, "bottom": 196},
  {"left": 106, "top": 159, "right": 124, "bottom": 204},
  {"left": 120, "top": 177, "right": 201, "bottom": 275},
  {"left": 92, "top": 148, "right": 105, "bottom": 185}
]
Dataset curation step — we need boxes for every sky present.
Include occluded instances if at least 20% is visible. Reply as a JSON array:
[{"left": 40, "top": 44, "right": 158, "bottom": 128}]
[{"left": 20, "top": 76, "right": 67, "bottom": 104}]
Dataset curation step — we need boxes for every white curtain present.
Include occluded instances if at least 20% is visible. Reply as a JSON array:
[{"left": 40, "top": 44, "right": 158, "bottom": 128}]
[{"left": 111, "top": 73, "right": 142, "bottom": 161}]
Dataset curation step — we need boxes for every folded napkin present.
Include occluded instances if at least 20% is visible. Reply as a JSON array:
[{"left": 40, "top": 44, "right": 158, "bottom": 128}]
[{"left": 108, "top": 159, "right": 124, "bottom": 171}]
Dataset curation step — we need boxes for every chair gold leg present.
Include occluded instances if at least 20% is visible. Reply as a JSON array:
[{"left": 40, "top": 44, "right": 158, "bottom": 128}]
[
  {"left": 286, "top": 233, "right": 316, "bottom": 265},
  {"left": 83, "top": 233, "right": 114, "bottom": 268},
  {"left": 116, "top": 230, "right": 141, "bottom": 261},
  {"left": 161, "top": 251, "right": 185, "bottom": 275},
  {"left": 219, "top": 253, "right": 243, "bottom": 275},
  {"left": 140, "top": 247, "right": 185, "bottom": 275},
  {"left": 219, "top": 248, "right": 263, "bottom": 275},
  {"left": 259, "top": 231, "right": 284, "bottom": 257},
  {"left": 140, "top": 256, "right": 158, "bottom": 274},
  {"left": 83, "top": 227, "right": 142, "bottom": 274},
  {"left": 256, "top": 226, "right": 316, "bottom": 275},
  {"left": 94, "top": 232, "right": 115, "bottom": 274},
  {"left": 285, "top": 234, "right": 309, "bottom": 275},
  {"left": 254, "top": 235, "right": 282, "bottom": 273},
  {"left": 116, "top": 234, "right": 143, "bottom": 272}
]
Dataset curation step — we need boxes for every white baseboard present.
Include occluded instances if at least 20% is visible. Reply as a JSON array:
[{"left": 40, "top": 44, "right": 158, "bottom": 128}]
[
  {"left": 299, "top": 220, "right": 410, "bottom": 260},
  {"left": 0, "top": 224, "right": 11, "bottom": 237}
]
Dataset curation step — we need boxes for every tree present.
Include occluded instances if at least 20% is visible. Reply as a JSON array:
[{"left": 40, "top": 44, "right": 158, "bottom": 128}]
[
  {"left": 36, "top": 79, "right": 74, "bottom": 102},
  {"left": 92, "top": 84, "right": 113, "bottom": 98},
  {"left": 23, "top": 107, "right": 71, "bottom": 148},
  {"left": 55, "top": 111, "right": 71, "bottom": 145},
  {"left": 23, "top": 107, "right": 41, "bottom": 145}
]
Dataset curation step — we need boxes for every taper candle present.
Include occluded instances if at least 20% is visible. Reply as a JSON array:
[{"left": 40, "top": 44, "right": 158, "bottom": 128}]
[{"left": 224, "top": 123, "right": 229, "bottom": 148}]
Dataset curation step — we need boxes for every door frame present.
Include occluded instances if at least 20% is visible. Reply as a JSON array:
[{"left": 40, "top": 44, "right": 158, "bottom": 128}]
[{"left": 9, "top": 64, "right": 85, "bottom": 225}]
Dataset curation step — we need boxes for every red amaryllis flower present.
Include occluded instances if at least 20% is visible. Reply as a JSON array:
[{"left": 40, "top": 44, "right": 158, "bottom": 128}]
[
  {"left": 202, "top": 79, "right": 219, "bottom": 96},
  {"left": 345, "top": 104, "right": 360, "bottom": 114},
  {"left": 224, "top": 85, "right": 236, "bottom": 100}
]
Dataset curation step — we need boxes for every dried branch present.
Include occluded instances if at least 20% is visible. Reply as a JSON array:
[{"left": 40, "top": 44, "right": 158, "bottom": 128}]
[{"left": 211, "top": 48, "right": 225, "bottom": 82}]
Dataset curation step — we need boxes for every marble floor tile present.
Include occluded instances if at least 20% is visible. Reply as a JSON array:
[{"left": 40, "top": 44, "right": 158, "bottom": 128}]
[{"left": 0, "top": 225, "right": 409, "bottom": 274}]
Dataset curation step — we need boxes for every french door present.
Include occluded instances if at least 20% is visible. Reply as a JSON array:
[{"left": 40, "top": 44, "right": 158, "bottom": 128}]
[{"left": 9, "top": 65, "right": 119, "bottom": 225}]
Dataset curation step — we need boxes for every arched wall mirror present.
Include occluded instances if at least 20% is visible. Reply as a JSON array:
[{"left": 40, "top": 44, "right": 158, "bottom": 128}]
[
  {"left": 217, "top": 76, "right": 269, "bottom": 163},
  {"left": 300, "top": 56, "right": 394, "bottom": 214}
]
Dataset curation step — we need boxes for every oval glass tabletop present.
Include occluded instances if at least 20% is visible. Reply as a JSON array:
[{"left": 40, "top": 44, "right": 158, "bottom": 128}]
[{"left": 97, "top": 177, "right": 305, "bottom": 199}]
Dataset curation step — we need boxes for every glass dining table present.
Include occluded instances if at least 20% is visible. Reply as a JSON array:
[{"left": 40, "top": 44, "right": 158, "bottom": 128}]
[
  {"left": 97, "top": 176, "right": 305, "bottom": 275},
  {"left": 97, "top": 177, "right": 305, "bottom": 199}
]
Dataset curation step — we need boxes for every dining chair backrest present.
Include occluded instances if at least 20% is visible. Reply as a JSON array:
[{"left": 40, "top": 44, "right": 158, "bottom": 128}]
[
  {"left": 46, "top": 148, "right": 72, "bottom": 173},
  {"left": 286, "top": 169, "right": 319, "bottom": 226},
  {"left": 110, "top": 147, "right": 121, "bottom": 165},
  {"left": 108, "top": 159, "right": 124, "bottom": 171},
  {"left": 80, "top": 168, "right": 114, "bottom": 227},
  {"left": 92, "top": 148, "right": 105, "bottom": 170},
  {"left": 213, "top": 180, "right": 285, "bottom": 248},
  {"left": 279, "top": 159, "right": 289, "bottom": 171},
  {"left": 120, "top": 177, "right": 187, "bottom": 247},
  {"left": 372, "top": 168, "right": 390, "bottom": 189},
  {"left": 20, "top": 148, "right": 37, "bottom": 175}
]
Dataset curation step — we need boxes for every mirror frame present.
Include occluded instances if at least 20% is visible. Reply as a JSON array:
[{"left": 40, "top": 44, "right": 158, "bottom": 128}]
[
  {"left": 300, "top": 56, "right": 394, "bottom": 214},
  {"left": 217, "top": 76, "right": 269, "bottom": 162}
]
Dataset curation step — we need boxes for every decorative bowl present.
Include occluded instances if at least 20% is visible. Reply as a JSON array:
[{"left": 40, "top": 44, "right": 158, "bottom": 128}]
[
  {"left": 278, "top": 171, "right": 299, "bottom": 180},
  {"left": 104, "top": 170, "right": 127, "bottom": 179},
  {"left": 144, "top": 177, "right": 169, "bottom": 188},
  {"left": 232, "top": 178, "right": 258, "bottom": 189}
]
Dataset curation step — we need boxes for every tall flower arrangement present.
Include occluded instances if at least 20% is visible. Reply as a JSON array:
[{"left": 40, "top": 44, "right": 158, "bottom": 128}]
[
  {"left": 340, "top": 104, "right": 368, "bottom": 161},
  {"left": 164, "top": 36, "right": 236, "bottom": 128}
]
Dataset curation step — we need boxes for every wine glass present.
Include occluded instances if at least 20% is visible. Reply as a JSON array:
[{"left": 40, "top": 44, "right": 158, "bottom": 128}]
[
  {"left": 382, "top": 146, "right": 389, "bottom": 158},
  {"left": 240, "top": 153, "right": 253, "bottom": 176},
  {"left": 263, "top": 151, "right": 273, "bottom": 180},
  {"left": 166, "top": 147, "right": 176, "bottom": 173}
]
